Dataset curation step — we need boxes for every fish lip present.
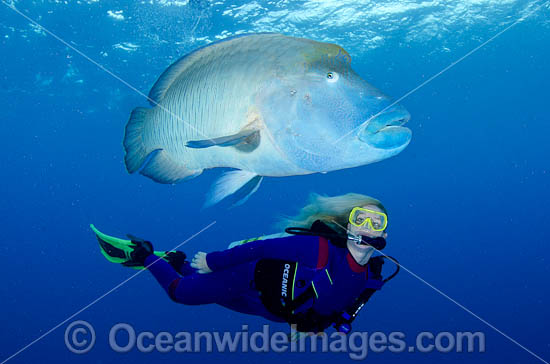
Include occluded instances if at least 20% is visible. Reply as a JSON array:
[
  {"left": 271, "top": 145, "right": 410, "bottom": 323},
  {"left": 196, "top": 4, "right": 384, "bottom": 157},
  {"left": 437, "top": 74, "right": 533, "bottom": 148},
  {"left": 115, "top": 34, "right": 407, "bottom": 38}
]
[
  {"left": 374, "top": 109, "right": 410, "bottom": 132},
  {"left": 357, "top": 108, "right": 412, "bottom": 148},
  {"left": 385, "top": 111, "right": 410, "bottom": 128},
  {"left": 359, "top": 125, "right": 412, "bottom": 150},
  {"left": 359, "top": 108, "right": 411, "bottom": 136}
]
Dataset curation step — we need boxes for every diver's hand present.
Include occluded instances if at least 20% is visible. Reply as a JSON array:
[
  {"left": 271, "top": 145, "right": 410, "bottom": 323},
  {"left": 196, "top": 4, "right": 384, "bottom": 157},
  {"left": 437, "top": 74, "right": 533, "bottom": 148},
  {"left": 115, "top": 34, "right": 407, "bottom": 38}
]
[{"left": 191, "top": 251, "right": 212, "bottom": 274}]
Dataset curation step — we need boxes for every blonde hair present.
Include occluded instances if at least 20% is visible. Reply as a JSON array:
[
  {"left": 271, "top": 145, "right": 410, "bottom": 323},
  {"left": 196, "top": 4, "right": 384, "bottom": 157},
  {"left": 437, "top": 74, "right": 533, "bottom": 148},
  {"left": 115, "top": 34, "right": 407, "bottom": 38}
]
[{"left": 276, "top": 193, "right": 387, "bottom": 232}]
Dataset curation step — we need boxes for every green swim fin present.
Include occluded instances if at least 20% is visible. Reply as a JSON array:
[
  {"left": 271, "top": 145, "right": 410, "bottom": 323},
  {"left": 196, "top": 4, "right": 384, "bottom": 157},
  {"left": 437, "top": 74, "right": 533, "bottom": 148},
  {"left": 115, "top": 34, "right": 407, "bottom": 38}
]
[{"left": 90, "top": 224, "right": 170, "bottom": 270}]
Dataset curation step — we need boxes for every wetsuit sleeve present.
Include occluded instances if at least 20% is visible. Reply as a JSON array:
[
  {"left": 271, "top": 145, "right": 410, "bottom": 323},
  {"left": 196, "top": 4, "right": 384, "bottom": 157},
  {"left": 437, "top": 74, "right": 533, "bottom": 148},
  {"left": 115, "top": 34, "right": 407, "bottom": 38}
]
[
  {"left": 292, "top": 310, "right": 336, "bottom": 333},
  {"left": 332, "top": 289, "right": 378, "bottom": 333},
  {"left": 206, "top": 235, "right": 320, "bottom": 272},
  {"left": 334, "top": 257, "right": 385, "bottom": 333}
]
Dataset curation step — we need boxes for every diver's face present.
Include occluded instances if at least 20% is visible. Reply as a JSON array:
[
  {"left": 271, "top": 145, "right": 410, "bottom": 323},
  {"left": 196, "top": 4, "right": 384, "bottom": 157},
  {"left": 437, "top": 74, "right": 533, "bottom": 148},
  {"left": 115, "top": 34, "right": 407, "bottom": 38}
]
[{"left": 347, "top": 204, "right": 388, "bottom": 241}]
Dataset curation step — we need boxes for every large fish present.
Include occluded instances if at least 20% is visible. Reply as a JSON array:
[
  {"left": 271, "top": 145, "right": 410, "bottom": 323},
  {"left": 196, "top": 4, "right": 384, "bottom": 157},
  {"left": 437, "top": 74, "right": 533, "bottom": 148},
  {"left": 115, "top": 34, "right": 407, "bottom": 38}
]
[{"left": 124, "top": 33, "right": 411, "bottom": 206}]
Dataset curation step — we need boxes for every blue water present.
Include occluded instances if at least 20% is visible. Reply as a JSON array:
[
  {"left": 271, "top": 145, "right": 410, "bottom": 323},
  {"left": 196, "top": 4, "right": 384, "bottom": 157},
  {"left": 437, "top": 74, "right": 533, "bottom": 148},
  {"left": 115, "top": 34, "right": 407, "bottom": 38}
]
[{"left": 1, "top": 1, "right": 549, "bottom": 363}]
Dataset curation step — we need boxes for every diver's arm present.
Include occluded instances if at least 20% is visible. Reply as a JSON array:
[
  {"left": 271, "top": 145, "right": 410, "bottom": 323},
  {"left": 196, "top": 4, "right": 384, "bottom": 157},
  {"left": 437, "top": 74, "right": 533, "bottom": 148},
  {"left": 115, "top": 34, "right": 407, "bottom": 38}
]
[
  {"left": 333, "top": 256, "right": 385, "bottom": 333},
  {"left": 291, "top": 310, "right": 336, "bottom": 334},
  {"left": 290, "top": 292, "right": 377, "bottom": 334},
  {"left": 333, "top": 289, "right": 378, "bottom": 334},
  {"left": 205, "top": 234, "right": 320, "bottom": 272}
]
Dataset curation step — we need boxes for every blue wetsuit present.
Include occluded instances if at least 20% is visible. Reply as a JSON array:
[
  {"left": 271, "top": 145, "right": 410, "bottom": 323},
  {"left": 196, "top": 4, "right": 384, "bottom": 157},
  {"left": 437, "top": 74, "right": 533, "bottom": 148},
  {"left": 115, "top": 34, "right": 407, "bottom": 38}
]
[{"left": 145, "top": 234, "right": 383, "bottom": 332}]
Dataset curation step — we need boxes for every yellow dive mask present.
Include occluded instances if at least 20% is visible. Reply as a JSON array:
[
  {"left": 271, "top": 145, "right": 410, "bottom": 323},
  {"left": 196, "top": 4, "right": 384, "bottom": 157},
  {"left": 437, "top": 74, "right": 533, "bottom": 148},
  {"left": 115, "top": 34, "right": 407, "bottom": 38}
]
[{"left": 348, "top": 207, "right": 388, "bottom": 232}]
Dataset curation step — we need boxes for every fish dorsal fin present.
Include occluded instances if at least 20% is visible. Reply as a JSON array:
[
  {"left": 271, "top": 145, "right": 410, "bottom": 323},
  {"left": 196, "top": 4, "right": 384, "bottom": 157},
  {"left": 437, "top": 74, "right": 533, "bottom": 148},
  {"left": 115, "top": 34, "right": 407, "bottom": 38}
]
[{"left": 148, "top": 33, "right": 279, "bottom": 106}]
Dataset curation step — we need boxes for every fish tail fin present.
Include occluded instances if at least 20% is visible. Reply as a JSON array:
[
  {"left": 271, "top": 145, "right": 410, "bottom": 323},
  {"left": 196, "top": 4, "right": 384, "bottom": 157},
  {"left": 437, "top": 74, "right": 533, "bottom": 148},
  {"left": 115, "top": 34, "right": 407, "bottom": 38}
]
[
  {"left": 124, "top": 107, "right": 151, "bottom": 173},
  {"left": 123, "top": 107, "right": 203, "bottom": 184},
  {"left": 204, "top": 170, "right": 263, "bottom": 208}
]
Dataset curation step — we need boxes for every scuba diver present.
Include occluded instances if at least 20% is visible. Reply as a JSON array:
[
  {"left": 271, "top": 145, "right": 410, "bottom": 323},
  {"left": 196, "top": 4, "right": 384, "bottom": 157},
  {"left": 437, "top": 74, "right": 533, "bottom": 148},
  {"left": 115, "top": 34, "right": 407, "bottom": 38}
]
[{"left": 92, "top": 193, "right": 399, "bottom": 334}]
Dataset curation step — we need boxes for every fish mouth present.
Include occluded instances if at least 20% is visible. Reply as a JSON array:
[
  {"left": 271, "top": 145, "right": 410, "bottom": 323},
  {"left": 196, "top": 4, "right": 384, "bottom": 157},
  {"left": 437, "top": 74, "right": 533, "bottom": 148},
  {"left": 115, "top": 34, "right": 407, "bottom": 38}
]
[{"left": 358, "top": 107, "right": 412, "bottom": 150}]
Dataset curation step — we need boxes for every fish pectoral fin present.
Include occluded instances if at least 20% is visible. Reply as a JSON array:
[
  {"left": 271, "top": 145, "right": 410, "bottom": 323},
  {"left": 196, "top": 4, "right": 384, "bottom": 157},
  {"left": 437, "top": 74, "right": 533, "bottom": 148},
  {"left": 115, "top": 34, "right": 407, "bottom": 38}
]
[
  {"left": 204, "top": 170, "right": 263, "bottom": 207},
  {"left": 140, "top": 149, "right": 202, "bottom": 184},
  {"left": 186, "top": 129, "right": 260, "bottom": 149}
]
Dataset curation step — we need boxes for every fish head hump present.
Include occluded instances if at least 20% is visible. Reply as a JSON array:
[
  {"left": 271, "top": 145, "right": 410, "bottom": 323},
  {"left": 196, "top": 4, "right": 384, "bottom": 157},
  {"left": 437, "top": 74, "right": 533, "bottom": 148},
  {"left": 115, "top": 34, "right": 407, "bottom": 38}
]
[{"left": 257, "top": 38, "right": 412, "bottom": 173}]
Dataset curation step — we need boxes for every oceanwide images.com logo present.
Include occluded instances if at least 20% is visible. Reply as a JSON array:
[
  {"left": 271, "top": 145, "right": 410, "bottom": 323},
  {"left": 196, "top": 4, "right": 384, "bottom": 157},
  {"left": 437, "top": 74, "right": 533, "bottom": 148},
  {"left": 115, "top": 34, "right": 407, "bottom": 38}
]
[{"left": 65, "top": 321, "right": 485, "bottom": 360}]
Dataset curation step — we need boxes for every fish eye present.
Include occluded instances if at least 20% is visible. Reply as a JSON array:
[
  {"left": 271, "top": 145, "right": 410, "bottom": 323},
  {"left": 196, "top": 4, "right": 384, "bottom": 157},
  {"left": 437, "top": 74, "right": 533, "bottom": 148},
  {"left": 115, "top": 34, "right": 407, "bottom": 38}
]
[{"left": 326, "top": 71, "right": 339, "bottom": 83}]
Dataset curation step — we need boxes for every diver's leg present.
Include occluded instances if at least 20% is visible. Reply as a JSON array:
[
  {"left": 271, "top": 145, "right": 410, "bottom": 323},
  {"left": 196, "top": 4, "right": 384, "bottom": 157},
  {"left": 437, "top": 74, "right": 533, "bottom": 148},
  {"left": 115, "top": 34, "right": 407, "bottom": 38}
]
[
  {"left": 145, "top": 255, "right": 250, "bottom": 306},
  {"left": 146, "top": 257, "right": 286, "bottom": 322},
  {"left": 217, "top": 291, "right": 287, "bottom": 323}
]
